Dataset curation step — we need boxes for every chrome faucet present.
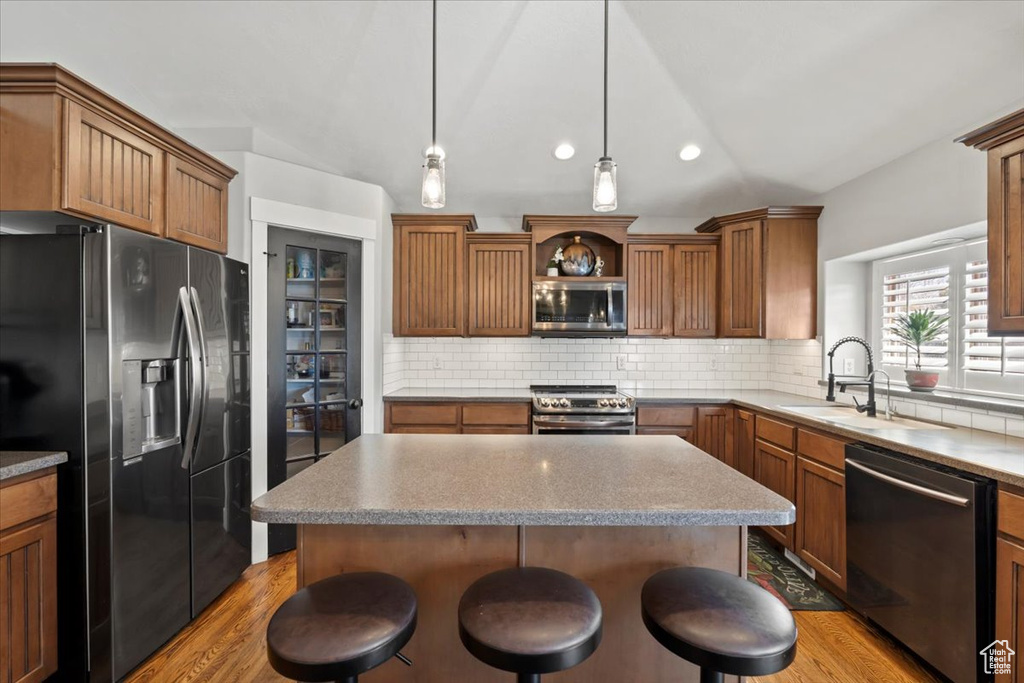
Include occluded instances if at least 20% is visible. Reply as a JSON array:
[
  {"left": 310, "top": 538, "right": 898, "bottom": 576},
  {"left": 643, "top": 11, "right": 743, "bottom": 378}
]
[
  {"left": 868, "top": 369, "right": 895, "bottom": 420},
  {"left": 826, "top": 336, "right": 876, "bottom": 417}
]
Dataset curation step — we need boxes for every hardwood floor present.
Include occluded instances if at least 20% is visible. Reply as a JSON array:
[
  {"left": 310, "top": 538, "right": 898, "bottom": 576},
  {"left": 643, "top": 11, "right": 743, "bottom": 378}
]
[{"left": 126, "top": 552, "right": 939, "bottom": 683}]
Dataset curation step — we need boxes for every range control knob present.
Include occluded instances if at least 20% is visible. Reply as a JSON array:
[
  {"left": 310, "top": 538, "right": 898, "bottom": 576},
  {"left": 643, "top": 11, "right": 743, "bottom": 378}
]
[
  {"left": 540, "top": 398, "right": 550, "bottom": 407},
  {"left": 611, "top": 399, "right": 622, "bottom": 408},
  {"left": 598, "top": 399, "right": 608, "bottom": 407},
  {"left": 560, "top": 398, "right": 571, "bottom": 408}
]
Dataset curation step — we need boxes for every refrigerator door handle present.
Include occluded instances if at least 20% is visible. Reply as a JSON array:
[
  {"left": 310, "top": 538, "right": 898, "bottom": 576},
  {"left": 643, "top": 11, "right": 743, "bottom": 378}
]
[
  {"left": 179, "top": 286, "right": 204, "bottom": 470},
  {"left": 189, "top": 285, "right": 210, "bottom": 411}
]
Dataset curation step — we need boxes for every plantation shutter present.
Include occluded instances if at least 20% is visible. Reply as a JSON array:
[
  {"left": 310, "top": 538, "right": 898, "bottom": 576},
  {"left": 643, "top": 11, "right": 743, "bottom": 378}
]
[
  {"left": 881, "top": 266, "right": 950, "bottom": 369},
  {"left": 962, "top": 258, "right": 1024, "bottom": 379}
]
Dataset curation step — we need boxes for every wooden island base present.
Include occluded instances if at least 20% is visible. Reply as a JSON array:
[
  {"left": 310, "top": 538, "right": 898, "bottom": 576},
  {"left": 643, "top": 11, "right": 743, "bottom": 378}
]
[{"left": 298, "top": 524, "right": 746, "bottom": 683}]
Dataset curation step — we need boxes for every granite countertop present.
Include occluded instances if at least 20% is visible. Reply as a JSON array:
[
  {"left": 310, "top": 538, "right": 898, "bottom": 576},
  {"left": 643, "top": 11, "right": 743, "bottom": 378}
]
[
  {"left": 1, "top": 451, "right": 68, "bottom": 481},
  {"left": 384, "top": 387, "right": 534, "bottom": 402},
  {"left": 251, "top": 434, "right": 795, "bottom": 527},
  {"left": 382, "top": 388, "right": 1024, "bottom": 486}
]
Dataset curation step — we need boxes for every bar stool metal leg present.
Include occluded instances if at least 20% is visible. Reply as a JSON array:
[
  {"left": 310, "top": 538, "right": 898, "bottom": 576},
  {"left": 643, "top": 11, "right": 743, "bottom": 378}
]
[
  {"left": 700, "top": 669, "right": 724, "bottom": 683},
  {"left": 517, "top": 674, "right": 541, "bottom": 683}
]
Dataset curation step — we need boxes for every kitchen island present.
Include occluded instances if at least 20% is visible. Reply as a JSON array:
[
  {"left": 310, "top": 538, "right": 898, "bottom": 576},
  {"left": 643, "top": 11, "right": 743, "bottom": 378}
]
[{"left": 253, "top": 434, "right": 793, "bottom": 682}]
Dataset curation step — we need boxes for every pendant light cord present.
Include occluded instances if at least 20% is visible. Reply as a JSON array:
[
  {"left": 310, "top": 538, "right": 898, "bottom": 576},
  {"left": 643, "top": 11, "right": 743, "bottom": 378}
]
[
  {"left": 432, "top": 0, "right": 437, "bottom": 149},
  {"left": 603, "top": 0, "right": 608, "bottom": 158}
]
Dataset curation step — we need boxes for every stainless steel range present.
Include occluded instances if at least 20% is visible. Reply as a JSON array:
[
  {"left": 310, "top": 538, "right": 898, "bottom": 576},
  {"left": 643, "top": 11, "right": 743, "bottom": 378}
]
[{"left": 531, "top": 385, "right": 636, "bottom": 435}]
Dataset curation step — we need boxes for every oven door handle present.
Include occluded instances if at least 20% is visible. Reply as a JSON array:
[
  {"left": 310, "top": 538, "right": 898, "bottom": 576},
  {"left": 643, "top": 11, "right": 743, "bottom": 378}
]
[
  {"left": 533, "top": 418, "right": 635, "bottom": 429},
  {"left": 846, "top": 459, "right": 970, "bottom": 507}
]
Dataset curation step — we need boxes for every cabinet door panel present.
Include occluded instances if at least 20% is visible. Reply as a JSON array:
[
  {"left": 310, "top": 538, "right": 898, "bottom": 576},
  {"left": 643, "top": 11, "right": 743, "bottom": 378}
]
[
  {"left": 389, "top": 403, "right": 459, "bottom": 426},
  {"left": 996, "top": 536, "right": 1024, "bottom": 683},
  {"left": 720, "top": 220, "right": 763, "bottom": 337},
  {"left": 0, "top": 518, "right": 57, "bottom": 683},
  {"left": 673, "top": 244, "right": 717, "bottom": 337},
  {"left": 696, "top": 406, "right": 733, "bottom": 466},
  {"left": 395, "top": 224, "right": 465, "bottom": 336},
  {"left": 166, "top": 154, "right": 229, "bottom": 253},
  {"left": 735, "top": 409, "right": 755, "bottom": 478},
  {"left": 754, "top": 438, "right": 795, "bottom": 549},
  {"left": 467, "top": 240, "right": 530, "bottom": 336},
  {"left": 63, "top": 100, "right": 164, "bottom": 235},
  {"left": 627, "top": 244, "right": 674, "bottom": 336},
  {"left": 988, "top": 138, "right": 1024, "bottom": 334},
  {"left": 795, "top": 456, "right": 846, "bottom": 590},
  {"left": 462, "top": 403, "right": 530, "bottom": 427}
]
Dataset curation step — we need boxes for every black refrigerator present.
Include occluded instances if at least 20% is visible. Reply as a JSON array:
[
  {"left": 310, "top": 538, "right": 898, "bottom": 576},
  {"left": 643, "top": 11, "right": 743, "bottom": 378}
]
[{"left": 0, "top": 223, "right": 251, "bottom": 681}]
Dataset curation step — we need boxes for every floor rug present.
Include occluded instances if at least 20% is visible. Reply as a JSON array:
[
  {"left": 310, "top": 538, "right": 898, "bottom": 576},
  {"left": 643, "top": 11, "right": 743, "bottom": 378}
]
[{"left": 747, "top": 531, "right": 845, "bottom": 611}]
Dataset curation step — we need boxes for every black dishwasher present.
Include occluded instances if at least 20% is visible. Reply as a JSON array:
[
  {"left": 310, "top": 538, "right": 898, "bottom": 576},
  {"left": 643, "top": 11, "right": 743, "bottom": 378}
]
[{"left": 846, "top": 444, "right": 995, "bottom": 683}]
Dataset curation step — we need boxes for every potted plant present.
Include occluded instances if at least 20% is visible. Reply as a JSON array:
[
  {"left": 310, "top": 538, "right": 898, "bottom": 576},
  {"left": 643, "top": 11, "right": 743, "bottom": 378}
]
[
  {"left": 891, "top": 309, "right": 950, "bottom": 392},
  {"left": 546, "top": 247, "right": 564, "bottom": 276}
]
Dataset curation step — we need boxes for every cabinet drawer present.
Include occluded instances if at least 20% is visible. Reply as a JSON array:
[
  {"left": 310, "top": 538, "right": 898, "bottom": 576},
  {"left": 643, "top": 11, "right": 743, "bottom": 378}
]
[
  {"left": 0, "top": 471, "right": 57, "bottom": 532},
  {"left": 797, "top": 429, "right": 846, "bottom": 471},
  {"left": 462, "top": 403, "right": 530, "bottom": 426},
  {"left": 637, "top": 405, "right": 695, "bottom": 427},
  {"left": 389, "top": 403, "right": 459, "bottom": 426},
  {"left": 389, "top": 425, "right": 460, "bottom": 434},
  {"left": 755, "top": 415, "right": 796, "bottom": 451},
  {"left": 999, "top": 489, "right": 1024, "bottom": 539},
  {"left": 462, "top": 426, "right": 530, "bottom": 435}
]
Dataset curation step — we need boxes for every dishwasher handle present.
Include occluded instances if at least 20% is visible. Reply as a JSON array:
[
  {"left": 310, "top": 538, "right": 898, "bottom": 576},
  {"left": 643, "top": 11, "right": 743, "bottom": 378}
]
[{"left": 846, "top": 459, "right": 970, "bottom": 507}]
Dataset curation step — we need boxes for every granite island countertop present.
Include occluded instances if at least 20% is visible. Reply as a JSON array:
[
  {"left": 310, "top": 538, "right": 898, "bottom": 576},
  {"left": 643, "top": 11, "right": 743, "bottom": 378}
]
[
  {"left": 383, "top": 388, "right": 1024, "bottom": 486},
  {"left": 0, "top": 450, "right": 68, "bottom": 481},
  {"left": 251, "top": 434, "right": 795, "bottom": 527}
]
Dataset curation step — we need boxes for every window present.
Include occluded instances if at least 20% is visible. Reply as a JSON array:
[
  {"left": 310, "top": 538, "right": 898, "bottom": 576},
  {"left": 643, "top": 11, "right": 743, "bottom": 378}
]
[{"left": 872, "top": 239, "right": 1024, "bottom": 398}]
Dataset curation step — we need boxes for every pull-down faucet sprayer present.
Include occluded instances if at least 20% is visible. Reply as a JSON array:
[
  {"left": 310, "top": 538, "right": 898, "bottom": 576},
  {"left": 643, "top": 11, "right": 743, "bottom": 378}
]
[{"left": 826, "top": 336, "right": 877, "bottom": 417}]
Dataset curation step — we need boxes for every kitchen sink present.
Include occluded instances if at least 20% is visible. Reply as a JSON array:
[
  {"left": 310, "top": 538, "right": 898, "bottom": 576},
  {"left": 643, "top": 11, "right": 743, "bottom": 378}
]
[{"left": 777, "top": 405, "right": 950, "bottom": 431}]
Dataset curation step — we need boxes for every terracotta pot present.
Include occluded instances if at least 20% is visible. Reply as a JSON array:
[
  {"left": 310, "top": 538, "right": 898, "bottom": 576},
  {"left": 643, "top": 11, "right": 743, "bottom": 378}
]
[{"left": 904, "top": 369, "right": 939, "bottom": 392}]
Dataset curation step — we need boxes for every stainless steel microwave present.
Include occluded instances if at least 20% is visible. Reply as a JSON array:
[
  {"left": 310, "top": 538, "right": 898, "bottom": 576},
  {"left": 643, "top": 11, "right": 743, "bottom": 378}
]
[{"left": 532, "top": 281, "right": 627, "bottom": 336}]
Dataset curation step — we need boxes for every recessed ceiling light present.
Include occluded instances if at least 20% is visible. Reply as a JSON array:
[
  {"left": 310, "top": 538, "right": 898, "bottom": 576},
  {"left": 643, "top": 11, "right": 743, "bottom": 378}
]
[
  {"left": 679, "top": 144, "right": 701, "bottom": 161},
  {"left": 931, "top": 237, "right": 967, "bottom": 245},
  {"left": 553, "top": 143, "right": 575, "bottom": 160},
  {"left": 422, "top": 145, "right": 445, "bottom": 160}
]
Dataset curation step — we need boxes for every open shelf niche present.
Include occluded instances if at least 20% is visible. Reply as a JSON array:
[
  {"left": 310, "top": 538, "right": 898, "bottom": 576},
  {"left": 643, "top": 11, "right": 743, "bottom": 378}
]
[{"left": 522, "top": 215, "right": 638, "bottom": 280}]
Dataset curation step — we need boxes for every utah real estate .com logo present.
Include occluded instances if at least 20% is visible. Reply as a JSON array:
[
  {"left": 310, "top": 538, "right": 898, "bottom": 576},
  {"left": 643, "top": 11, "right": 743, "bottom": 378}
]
[{"left": 980, "top": 639, "right": 1015, "bottom": 676}]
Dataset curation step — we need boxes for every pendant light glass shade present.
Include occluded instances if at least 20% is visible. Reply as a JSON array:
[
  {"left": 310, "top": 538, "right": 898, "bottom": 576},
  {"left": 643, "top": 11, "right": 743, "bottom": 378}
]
[
  {"left": 593, "top": 157, "right": 617, "bottom": 212},
  {"left": 421, "top": 153, "right": 445, "bottom": 209}
]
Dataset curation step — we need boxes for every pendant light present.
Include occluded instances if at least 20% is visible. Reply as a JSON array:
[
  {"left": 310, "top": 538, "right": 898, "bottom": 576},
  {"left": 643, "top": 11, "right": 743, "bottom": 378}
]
[
  {"left": 593, "top": 0, "right": 617, "bottom": 212},
  {"left": 421, "top": 0, "right": 445, "bottom": 209}
]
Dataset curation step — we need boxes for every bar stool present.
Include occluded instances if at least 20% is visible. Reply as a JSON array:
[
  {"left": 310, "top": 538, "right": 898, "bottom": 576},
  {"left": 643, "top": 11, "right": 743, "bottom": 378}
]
[
  {"left": 641, "top": 567, "right": 797, "bottom": 683},
  {"left": 267, "top": 572, "right": 416, "bottom": 683},
  {"left": 459, "top": 567, "right": 602, "bottom": 683}
]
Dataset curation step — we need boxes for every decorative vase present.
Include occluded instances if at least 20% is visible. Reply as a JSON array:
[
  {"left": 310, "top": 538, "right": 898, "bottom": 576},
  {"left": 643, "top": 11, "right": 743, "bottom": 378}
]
[
  {"left": 546, "top": 267, "right": 559, "bottom": 276},
  {"left": 904, "top": 369, "right": 939, "bottom": 392},
  {"left": 559, "top": 236, "right": 596, "bottom": 276}
]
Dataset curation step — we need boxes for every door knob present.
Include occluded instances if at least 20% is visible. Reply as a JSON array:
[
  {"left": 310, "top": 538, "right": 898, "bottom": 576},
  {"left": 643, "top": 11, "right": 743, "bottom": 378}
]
[{"left": 348, "top": 399, "right": 363, "bottom": 409}]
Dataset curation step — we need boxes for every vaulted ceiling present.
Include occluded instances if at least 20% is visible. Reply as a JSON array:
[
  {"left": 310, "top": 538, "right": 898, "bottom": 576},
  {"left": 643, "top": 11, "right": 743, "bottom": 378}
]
[{"left": 2, "top": 0, "right": 1021, "bottom": 217}]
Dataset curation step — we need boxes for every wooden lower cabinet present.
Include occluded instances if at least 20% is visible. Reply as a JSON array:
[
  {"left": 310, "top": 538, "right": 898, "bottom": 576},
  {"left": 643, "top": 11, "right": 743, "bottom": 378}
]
[
  {"left": 997, "top": 488, "right": 1024, "bottom": 683},
  {"left": 734, "top": 409, "right": 755, "bottom": 478},
  {"left": 753, "top": 438, "right": 796, "bottom": 549},
  {"left": 636, "top": 426, "right": 695, "bottom": 443},
  {"left": 795, "top": 456, "right": 846, "bottom": 590},
  {"left": 0, "top": 469, "right": 58, "bottom": 683},
  {"left": 695, "top": 406, "right": 733, "bottom": 467},
  {"left": 384, "top": 401, "right": 530, "bottom": 435}
]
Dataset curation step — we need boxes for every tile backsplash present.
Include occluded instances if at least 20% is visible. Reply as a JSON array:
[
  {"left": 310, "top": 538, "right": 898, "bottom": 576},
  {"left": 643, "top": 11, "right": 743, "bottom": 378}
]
[{"left": 383, "top": 335, "right": 1023, "bottom": 437}]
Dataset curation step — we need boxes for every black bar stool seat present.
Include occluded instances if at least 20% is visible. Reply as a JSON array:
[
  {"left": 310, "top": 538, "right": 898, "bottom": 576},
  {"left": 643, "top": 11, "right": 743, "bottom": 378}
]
[
  {"left": 641, "top": 567, "right": 797, "bottom": 682},
  {"left": 459, "top": 567, "right": 602, "bottom": 682},
  {"left": 267, "top": 572, "right": 417, "bottom": 682}
]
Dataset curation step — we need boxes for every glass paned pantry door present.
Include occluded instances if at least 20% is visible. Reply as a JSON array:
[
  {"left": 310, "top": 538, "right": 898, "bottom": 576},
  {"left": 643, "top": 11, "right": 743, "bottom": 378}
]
[{"left": 267, "top": 227, "right": 362, "bottom": 555}]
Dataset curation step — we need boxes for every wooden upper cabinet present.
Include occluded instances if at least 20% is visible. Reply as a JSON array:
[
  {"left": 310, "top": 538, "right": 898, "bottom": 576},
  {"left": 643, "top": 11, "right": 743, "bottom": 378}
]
[
  {"left": 393, "top": 214, "right": 477, "bottom": 337},
  {"left": 63, "top": 100, "right": 164, "bottom": 235},
  {"left": 673, "top": 244, "right": 717, "bottom": 337},
  {"left": 466, "top": 235, "right": 531, "bottom": 336},
  {"left": 697, "top": 207, "right": 821, "bottom": 339},
  {"left": 1, "top": 64, "right": 236, "bottom": 249},
  {"left": 958, "top": 110, "right": 1024, "bottom": 336},
  {"left": 166, "top": 154, "right": 230, "bottom": 253},
  {"left": 719, "top": 220, "right": 762, "bottom": 337},
  {"left": 627, "top": 243, "right": 674, "bottom": 336}
]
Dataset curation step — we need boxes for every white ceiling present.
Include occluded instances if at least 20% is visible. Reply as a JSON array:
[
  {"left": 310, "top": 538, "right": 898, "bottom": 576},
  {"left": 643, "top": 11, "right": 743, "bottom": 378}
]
[{"left": 2, "top": 0, "right": 1022, "bottom": 218}]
